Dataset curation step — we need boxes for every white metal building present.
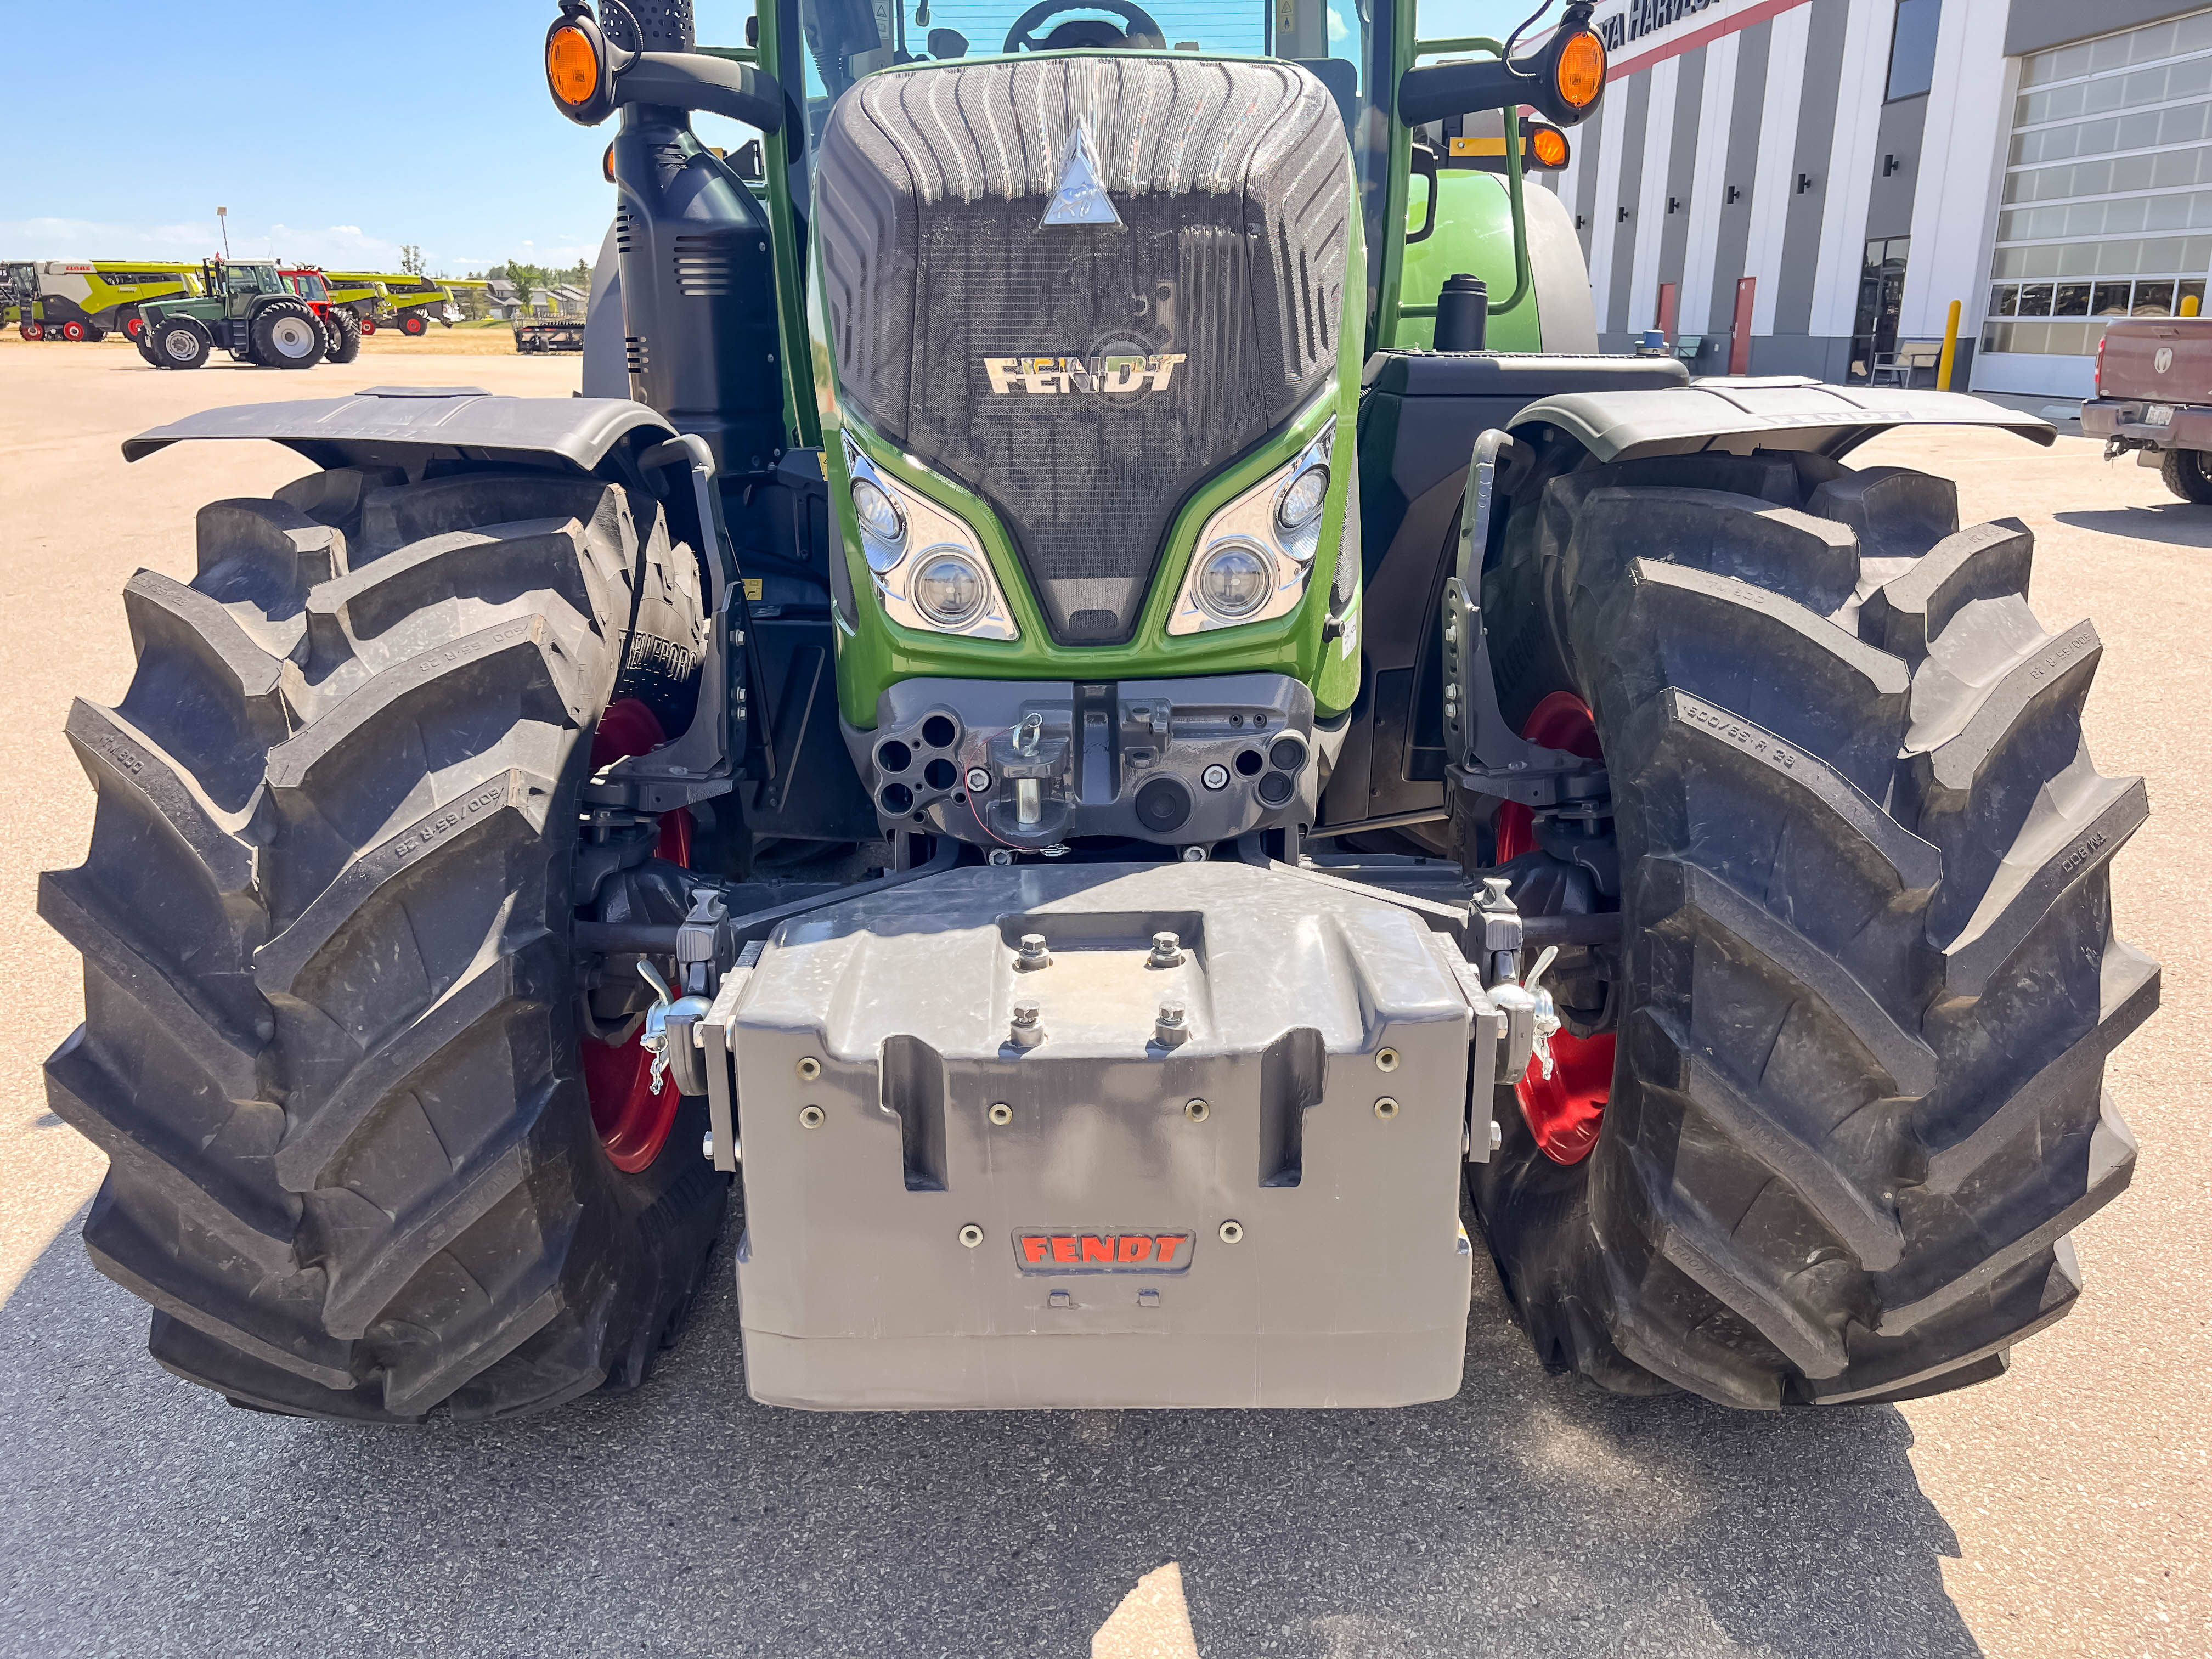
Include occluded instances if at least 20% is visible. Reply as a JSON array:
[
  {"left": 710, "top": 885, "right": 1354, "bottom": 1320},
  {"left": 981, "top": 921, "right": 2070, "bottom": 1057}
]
[{"left": 1549, "top": 0, "right": 2212, "bottom": 397}]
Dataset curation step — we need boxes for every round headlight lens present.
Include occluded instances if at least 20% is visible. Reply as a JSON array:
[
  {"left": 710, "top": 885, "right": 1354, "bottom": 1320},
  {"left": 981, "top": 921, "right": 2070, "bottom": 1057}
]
[
  {"left": 851, "top": 477, "right": 905, "bottom": 545},
  {"left": 912, "top": 549, "right": 988, "bottom": 627},
  {"left": 1195, "top": 541, "right": 1272, "bottom": 620},
  {"left": 1277, "top": 464, "right": 1329, "bottom": 534}
]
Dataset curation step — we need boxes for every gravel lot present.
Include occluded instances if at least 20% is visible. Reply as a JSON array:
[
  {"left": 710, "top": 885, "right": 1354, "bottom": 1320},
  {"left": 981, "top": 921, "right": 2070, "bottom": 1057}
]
[{"left": 0, "top": 346, "right": 2202, "bottom": 1657}]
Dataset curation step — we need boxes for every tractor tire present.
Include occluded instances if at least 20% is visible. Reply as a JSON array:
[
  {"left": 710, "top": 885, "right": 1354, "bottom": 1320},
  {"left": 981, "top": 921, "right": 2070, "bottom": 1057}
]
[
  {"left": 323, "top": 308, "right": 362, "bottom": 364},
  {"left": 42, "top": 463, "right": 727, "bottom": 1421},
  {"left": 2158, "top": 447, "right": 2212, "bottom": 503},
  {"left": 134, "top": 331, "right": 162, "bottom": 368},
  {"left": 150, "top": 318, "right": 210, "bottom": 370},
  {"left": 249, "top": 299, "right": 325, "bottom": 370},
  {"left": 1471, "top": 451, "right": 2153, "bottom": 1408},
  {"left": 399, "top": 312, "right": 428, "bottom": 337}
]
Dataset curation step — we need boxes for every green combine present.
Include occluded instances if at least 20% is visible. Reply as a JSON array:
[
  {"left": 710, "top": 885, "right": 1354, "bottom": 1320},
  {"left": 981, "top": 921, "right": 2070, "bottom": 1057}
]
[{"left": 44, "top": 0, "right": 2152, "bottom": 1428}]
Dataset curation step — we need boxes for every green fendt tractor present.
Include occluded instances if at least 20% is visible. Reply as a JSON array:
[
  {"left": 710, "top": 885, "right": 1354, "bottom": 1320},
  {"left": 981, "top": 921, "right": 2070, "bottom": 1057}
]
[
  {"left": 45, "top": 0, "right": 2153, "bottom": 1425},
  {"left": 136, "top": 257, "right": 329, "bottom": 370}
]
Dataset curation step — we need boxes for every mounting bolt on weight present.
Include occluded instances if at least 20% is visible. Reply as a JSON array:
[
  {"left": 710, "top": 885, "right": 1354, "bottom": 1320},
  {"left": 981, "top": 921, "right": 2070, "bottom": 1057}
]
[
  {"left": 957, "top": 1224, "right": 984, "bottom": 1249},
  {"left": 1218, "top": 1220, "right": 1244, "bottom": 1245},
  {"left": 1008, "top": 1001, "right": 1045, "bottom": 1048},
  {"left": 966, "top": 767, "right": 991, "bottom": 791},
  {"left": 1014, "top": 933, "right": 1052, "bottom": 971},
  {"left": 988, "top": 1101, "right": 1013, "bottom": 1125},
  {"left": 796, "top": 1056, "right": 821, "bottom": 1082},
  {"left": 1374, "top": 1097, "right": 1400, "bottom": 1120},
  {"left": 798, "top": 1104, "right": 826, "bottom": 1129},
  {"left": 1376, "top": 1047, "right": 1400, "bottom": 1072},
  {"left": 1184, "top": 1098, "right": 1210, "bottom": 1122}
]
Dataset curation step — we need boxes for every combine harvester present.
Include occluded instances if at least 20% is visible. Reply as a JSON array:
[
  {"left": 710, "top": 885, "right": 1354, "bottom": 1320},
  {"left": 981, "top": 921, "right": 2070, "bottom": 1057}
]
[
  {"left": 10, "top": 259, "right": 202, "bottom": 341},
  {"left": 324, "top": 270, "right": 462, "bottom": 334},
  {"left": 43, "top": 0, "right": 2154, "bottom": 1428}
]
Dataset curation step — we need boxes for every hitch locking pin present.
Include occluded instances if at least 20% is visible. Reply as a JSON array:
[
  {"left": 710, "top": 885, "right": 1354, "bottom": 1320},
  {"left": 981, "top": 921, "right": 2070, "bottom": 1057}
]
[{"left": 1523, "top": 945, "right": 1563, "bottom": 1081}]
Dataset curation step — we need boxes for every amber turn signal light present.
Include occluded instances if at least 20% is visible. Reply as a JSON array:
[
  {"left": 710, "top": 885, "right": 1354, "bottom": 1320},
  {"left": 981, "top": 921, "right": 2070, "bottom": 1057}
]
[
  {"left": 548, "top": 24, "right": 600, "bottom": 106},
  {"left": 603, "top": 142, "right": 616, "bottom": 182},
  {"left": 1553, "top": 29, "right": 1605, "bottom": 111},
  {"left": 1530, "top": 124, "right": 1570, "bottom": 168}
]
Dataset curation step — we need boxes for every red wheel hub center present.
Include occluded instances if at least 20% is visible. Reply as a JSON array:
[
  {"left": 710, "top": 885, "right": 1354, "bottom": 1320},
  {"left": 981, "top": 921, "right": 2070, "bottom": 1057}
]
[
  {"left": 579, "top": 698, "right": 692, "bottom": 1173},
  {"left": 1493, "top": 692, "right": 1615, "bottom": 1166}
]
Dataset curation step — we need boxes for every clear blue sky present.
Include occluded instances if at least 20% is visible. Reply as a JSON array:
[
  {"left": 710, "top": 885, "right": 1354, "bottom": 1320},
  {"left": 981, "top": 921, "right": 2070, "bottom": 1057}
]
[{"left": 2, "top": 0, "right": 1535, "bottom": 274}]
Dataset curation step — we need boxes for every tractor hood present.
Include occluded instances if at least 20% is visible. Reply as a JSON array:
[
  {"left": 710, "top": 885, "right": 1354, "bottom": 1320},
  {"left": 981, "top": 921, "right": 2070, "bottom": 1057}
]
[
  {"left": 1508, "top": 378, "right": 2058, "bottom": 462},
  {"left": 814, "top": 56, "right": 1352, "bottom": 645}
]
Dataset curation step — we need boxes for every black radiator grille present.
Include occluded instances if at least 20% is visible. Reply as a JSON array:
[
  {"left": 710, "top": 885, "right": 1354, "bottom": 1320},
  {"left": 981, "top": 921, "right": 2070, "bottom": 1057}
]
[{"left": 815, "top": 57, "right": 1349, "bottom": 644}]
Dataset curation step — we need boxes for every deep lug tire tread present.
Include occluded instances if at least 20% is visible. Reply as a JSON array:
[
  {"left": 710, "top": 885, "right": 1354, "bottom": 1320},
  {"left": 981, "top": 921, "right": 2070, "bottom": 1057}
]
[
  {"left": 45, "top": 464, "right": 725, "bottom": 1422},
  {"left": 1472, "top": 451, "right": 2153, "bottom": 1408}
]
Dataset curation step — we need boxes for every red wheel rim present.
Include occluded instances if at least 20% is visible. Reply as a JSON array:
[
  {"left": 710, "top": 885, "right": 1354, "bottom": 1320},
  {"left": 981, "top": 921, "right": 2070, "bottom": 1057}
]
[
  {"left": 1497, "top": 692, "right": 1616, "bottom": 1166},
  {"left": 61, "top": 320, "right": 84, "bottom": 341},
  {"left": 579, "top": 698, "right": 693, "bottom": 1173},
  {"left": 124, "top": 316, "right": 142, "bottom": 338}
]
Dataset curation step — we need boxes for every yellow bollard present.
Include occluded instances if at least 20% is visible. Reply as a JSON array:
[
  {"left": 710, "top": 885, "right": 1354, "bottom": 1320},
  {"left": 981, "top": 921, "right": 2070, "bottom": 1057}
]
[
  {"left": 2185, "top": 294, "right": 2202, "bottom": 317},
  {"left": 1937, "top": 299, "right": 1962, "bottom": 391}
]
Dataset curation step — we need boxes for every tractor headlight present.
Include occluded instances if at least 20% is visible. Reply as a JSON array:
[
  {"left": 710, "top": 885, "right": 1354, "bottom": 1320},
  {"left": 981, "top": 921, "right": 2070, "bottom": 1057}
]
[
  {"left": 1276, "top": 464, "right": 1329, "bottom": 533},
  {"left": 851, "top": 477, "right": 905, "bottom": 554},
  {"left": 912, "top": 550, "right": 989, "bottom": 627},
  {"left": 1168, "top": 414, "right": 1337, "bottom": 636},
  {"left": 840, "top": 435, "right": 1019, "bottom": 641},
  {"left": 1194, "top": 543, "right": 1272, "bottom": 620}
]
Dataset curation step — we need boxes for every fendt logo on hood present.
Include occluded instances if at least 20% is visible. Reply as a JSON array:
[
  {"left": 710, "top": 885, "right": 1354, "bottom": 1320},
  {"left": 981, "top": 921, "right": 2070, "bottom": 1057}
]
[
  {"left": 983, "top": 354, "right": 1188, "bottom": 396},
  {"left": 1014, "top": 1230, "right": 1194, "bottom": 1273}
]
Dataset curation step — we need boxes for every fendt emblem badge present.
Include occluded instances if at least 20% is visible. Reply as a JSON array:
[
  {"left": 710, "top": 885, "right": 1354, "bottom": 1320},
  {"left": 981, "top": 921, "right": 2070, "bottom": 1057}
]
[
  {"left": 1040, "top": 119, "right": 1121, "bottom": 228},
  {"left": 982, "top": 352, "right": 1187, "bottom": 394},
  {"left": 1014, "top": 1230, "right": 1195, "bottom": 1273}
]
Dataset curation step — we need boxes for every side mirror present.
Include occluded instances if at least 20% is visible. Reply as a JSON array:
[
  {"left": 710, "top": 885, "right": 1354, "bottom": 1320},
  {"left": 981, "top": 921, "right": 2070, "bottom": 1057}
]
[{"left": 1397, "top": 6, "right": 1606, "bottom": 129}]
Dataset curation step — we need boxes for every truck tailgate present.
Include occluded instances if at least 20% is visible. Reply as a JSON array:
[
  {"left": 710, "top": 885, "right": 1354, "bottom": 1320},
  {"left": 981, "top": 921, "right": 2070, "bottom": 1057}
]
[{"left": 2097, "top": 317, "right": 2212, "bottom": 403}]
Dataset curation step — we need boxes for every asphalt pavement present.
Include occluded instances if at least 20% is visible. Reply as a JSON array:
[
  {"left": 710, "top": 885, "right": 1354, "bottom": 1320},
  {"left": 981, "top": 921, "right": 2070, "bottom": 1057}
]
[{"left": 0, "top": 341, "right": 2202, "bottom": 1658}]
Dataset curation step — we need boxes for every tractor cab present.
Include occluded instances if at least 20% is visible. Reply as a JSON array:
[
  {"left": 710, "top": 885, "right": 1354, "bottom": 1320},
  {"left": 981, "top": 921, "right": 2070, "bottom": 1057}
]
[
  {"left": 281, "top": 267, "right": 332, "bottom": 304},
  {"left": 202, "top": 258, "right": 285, "bottom": 313}
]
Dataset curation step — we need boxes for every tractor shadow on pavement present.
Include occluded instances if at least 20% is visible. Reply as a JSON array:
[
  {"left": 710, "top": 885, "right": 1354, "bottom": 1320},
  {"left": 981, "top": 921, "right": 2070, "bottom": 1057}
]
[
  {"left": 0, "top": 1206, "right": 1980, "bottom": 1659},
  {"left": 2054, "top": 505, "right": 2212, "bottom": 547}
]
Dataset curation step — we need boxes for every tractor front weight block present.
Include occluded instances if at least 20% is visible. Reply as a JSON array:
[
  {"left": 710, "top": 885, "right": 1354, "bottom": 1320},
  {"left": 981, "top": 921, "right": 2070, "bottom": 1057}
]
[{"left": 713, "top": 859, "right": 1503, "bottom": 1410}]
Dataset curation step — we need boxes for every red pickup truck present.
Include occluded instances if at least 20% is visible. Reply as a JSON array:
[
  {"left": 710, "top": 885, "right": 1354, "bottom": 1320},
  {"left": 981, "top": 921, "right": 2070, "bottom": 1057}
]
[{"left": 2081, "top": 315, "right": 2212, "bottom": 500}]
